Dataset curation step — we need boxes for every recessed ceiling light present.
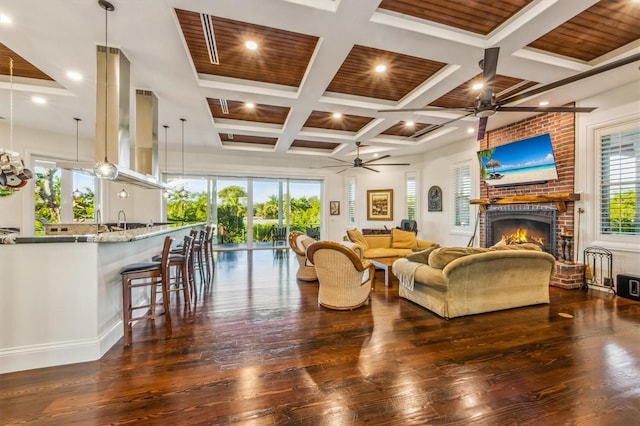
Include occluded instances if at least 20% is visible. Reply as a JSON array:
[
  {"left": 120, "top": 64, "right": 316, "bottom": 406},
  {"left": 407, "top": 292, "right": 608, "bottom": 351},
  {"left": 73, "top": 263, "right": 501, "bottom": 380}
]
[
  {"left": 0, "top": 14, "right": 12, "bottom": 25},
  {"left": 245, "top": 102, "right": 255, "bottom": 109},
  {"left": 332, "top": 112, "right": 342, "bottom": 119},
  {"left": 539, "top": 100, "right": 550, "bottom": 106},
  {"left": 375, "top": 64, "right": 387, "bottom": 73},
  {"left": 245, "top": 40, "right": 258, "bottom": 50},
  {"left": 66, "top": 71, "right": 83, "bottom": 81},
  {"left": 32, "top": 96, "right": 47, "bottom": 105},
  {"left": 472, "top": 82, "right": 484, "bottom": 91},
  {"left": 373, "top": 153, "right": 379, "bottom": 158},
  {"left": 405, "top": 121, "right": 414, "bottom": 127},
  {"left": 467, "top": 127, "right": 475, "bottom": 134}
]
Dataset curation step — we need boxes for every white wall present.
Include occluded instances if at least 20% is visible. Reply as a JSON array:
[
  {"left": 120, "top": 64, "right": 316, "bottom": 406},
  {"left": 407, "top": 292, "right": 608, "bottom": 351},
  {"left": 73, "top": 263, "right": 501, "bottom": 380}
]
[
  {"left": 575, "top": 81, "right": 640, "bottom": 278},
  {"left": 420, "top": 137, "right": 481, "bottom": 247}
]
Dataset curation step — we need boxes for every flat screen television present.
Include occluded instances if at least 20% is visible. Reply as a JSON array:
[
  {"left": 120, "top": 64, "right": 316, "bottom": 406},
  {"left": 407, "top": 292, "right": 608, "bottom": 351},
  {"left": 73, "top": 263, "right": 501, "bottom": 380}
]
[{"left": 477, "top": 133, "right": 558, "bottom": 187}]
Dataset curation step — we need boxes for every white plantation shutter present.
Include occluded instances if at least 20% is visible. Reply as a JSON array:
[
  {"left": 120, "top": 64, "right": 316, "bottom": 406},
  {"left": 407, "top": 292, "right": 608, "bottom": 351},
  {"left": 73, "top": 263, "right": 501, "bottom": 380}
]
[
  {"left": 600, "top": 126, "right": 640, "bottom": 235},
  {"left": 406, "top": 172, "right": 416, "bottom": 220},
  {"left": 454, "top": 164, "right": 471, "bottom": 227},
  {"left": 347, "top": 176, "right": 356, "bottom": 225}
]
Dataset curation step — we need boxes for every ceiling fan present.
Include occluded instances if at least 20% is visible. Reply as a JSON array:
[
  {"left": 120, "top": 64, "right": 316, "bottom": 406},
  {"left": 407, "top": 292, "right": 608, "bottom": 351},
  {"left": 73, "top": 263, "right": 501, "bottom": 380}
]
[
  {"left": 380, "top": 48, "right": 640, "bottom": 141},
  {"left": 322, "top": 141, "right": 410, "bottom": 173}
]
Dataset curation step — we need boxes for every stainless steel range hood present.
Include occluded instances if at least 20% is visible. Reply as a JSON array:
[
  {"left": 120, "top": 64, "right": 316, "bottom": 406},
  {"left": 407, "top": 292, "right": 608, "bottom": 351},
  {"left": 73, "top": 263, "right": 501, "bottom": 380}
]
[
  {"left": 59, "top": 45, "right": 167, "bottom": 190},
  {"left": 56, "top": 161, "right": 168, "bottom": 190}
]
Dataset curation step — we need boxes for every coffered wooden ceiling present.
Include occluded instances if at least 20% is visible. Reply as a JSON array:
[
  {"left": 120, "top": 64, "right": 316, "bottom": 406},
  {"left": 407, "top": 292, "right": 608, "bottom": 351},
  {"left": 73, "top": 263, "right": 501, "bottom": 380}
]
[{"left": 1, "top": 0, "right": 639, "bottom": 163}]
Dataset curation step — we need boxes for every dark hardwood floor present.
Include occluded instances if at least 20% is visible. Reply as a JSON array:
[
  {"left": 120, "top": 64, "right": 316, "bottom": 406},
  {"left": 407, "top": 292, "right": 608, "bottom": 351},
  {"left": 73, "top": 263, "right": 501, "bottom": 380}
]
[{"left": 1, "top": 249, "right": 639, "bottom": 425}]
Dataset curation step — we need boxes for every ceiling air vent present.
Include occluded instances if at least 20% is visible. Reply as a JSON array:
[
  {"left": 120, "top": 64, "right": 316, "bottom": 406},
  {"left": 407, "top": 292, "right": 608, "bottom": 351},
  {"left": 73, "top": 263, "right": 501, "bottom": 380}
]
[
  {"left": 201, "top": 14, "right": 219, "bottom": 65},
  {"left": 219, "top": 98, "right": 229, "bottom": 114}
]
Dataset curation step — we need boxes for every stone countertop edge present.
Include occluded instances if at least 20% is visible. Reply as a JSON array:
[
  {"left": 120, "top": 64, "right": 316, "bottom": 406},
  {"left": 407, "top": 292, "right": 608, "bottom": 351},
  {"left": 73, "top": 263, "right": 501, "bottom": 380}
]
[{"left": 0, "top": 223, "right": 201, "bottom": 245}]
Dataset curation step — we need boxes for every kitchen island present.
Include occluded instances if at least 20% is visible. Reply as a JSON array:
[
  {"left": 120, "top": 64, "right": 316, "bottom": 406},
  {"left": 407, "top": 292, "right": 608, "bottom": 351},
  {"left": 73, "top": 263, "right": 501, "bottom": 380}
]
[{"left": 0, "top": 223, "right": 197, "bottom": 373}]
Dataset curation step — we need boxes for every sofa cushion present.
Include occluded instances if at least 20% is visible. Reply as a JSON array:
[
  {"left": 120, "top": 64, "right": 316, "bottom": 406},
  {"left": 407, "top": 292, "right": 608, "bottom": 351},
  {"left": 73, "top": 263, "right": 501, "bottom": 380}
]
[
  {"left": 391, "top": 228, "right": 417, "bottom": 249},
  {"left": 364, "top": 247, "right": 412, "bottom": 259},
  {"left": 346, "top": 229, "right": 369, "bottom": 250},
  {"left": 428, "top": 247, "right": 490, "bottom": 269},
  {"left": 405, "top": 244, "right": 440, "bottom": 264}
]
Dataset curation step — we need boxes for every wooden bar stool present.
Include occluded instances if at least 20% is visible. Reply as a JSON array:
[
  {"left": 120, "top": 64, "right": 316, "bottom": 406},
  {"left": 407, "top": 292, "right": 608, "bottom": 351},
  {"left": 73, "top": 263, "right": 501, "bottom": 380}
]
[
  {"left": 120, "top": 236, "right": 173, "bottom": 347},
  {"left": 155, "top": 235, "right": 195, "bottom": 308}
]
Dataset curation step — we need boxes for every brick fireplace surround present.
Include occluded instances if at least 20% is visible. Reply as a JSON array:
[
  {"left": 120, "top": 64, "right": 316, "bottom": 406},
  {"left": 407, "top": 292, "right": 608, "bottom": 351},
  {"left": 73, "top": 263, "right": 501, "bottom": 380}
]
[{"left": 478, "top": 109, "right": 584, "bottom": 289}]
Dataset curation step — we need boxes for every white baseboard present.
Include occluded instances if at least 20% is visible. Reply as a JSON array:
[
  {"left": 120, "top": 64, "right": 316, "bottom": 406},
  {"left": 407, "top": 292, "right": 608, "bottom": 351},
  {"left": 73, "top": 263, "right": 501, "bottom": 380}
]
[{"left": 0, "top": 321, "right": 122, "bottom": 374}]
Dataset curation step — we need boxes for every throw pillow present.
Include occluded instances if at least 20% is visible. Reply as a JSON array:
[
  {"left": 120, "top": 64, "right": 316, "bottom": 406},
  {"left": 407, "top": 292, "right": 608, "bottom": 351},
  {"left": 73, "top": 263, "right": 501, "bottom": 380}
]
[
  {"left": 490, "top": 242, "right": 542, "bottom": 252},
  {"left": 391, "top": 228, "right": 418, "bottom": 249},
  {"left": 346, "top": 229, "right": 369, "bottom": 250},
  {"left": 405, "top": 244, "right": 440, "bottom": 263},
  {"left": 428, "top": 247, "right": 489, "bottom": 269}
]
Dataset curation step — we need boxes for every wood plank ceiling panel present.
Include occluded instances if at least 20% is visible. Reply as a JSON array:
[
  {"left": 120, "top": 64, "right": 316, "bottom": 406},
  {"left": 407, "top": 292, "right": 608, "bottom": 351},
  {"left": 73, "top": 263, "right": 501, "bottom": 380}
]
[
  {"left": 378, "top": 0, "right": 530, "bottom": 35},
  {"left": 208, "top": 99, "right": 290, "bottom": 125},
  {"left": 303, "top": 111, "right": 374, "bottom": 132},
  {"left": 0, "top": 43, "right": 53, "bottom": 80},
  {"left": 290, "top": 140, "right": 340, "bottom": 150},
  {"left": 219, "top": 134, "right": 278, "bottom": 146},
  {"left": 381, "top": 121, "right": 432, "bottom": 137},
  {"left": 429, "top": 74, "right": 538, "bottom": 108},
  {"left": 176, "top": 9, "right": 318, "bottom": 87},
  {"left": 528, "top": 1, "right": 640, "bottom": 61},
  {"left": 326, "top": 45, "right": 446, "bottom": 101}
]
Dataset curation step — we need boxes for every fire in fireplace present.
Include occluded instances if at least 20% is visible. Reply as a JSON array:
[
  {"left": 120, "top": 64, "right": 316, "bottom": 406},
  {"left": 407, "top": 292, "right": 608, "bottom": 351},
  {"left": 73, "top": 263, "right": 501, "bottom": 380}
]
[{"left": 485, "top": 206, "right": 557, "bottom": 257}]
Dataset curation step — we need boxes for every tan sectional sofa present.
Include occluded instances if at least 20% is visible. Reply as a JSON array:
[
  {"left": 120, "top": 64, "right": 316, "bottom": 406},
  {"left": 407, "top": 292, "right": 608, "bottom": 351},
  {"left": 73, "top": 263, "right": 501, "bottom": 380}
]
[
  {"left": 346, "top": 228, "right": 436, "bottom": 259},
  {"left": 392, "top": 244, "right": 556, "bottom": 319}
]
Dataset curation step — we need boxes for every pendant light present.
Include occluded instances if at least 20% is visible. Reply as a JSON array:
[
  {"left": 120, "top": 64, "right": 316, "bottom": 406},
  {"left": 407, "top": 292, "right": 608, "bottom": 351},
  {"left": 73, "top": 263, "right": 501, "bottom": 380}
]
[
  {"left": 93, "top": 0, "right": 118, "bottom": 180},
  {"left": 178, "top": 118, "right": 187, "bottom": 198},
  {"left": 117, "top": 186, "right": 129, "bottom": 199},
  {"left": 0, "top": 57, "right": 34, "bottom": 197},
  {"left": 162, "top": 124, "right": 170, "bottom": 199},
  {"left": 72, "top": 118, "right": 83, "bottom": 198}
]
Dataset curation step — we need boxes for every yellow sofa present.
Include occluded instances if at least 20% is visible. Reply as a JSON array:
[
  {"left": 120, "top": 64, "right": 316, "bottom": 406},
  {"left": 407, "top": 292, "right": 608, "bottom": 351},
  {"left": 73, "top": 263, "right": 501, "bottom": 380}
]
[
  {"left": 346, "top": 228, "right": 436, "bottom": 259},
  {"left": 392, "top": 244, "right": 556, "bottom": 319}
]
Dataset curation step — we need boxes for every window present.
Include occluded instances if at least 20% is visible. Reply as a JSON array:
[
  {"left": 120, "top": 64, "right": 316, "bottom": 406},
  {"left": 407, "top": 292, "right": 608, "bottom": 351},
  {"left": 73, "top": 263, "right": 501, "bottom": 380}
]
[
  {"left": 453, "top": 164, "right": 471, "bottom": 227},
  {"left": 406, "top": 172, "right": 416, "bottom": 220},
  {"left": 599, "top": 125, "right": 640, "bottom": 236},
  {"left": 347, "top": 176, "right": 356, "bottom": 225}
]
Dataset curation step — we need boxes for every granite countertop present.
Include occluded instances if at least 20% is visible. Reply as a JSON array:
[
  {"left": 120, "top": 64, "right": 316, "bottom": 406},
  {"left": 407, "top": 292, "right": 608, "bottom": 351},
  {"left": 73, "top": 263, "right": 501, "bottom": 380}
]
[{"left": 0, "top": 223, "right": 200, "bottom": 245}]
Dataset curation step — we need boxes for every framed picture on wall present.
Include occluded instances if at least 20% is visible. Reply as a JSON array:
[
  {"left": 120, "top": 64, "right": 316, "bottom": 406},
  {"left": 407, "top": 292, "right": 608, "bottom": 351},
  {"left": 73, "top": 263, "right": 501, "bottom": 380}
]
[
  {"left": 367, "top": 189, "right": 393, "bottom": 220},
  {"left": 428, "top": 185, "right": 442, "bottom": 212},
  {"left": 329, "top": 201, "right": 340, "bottom": 215}
]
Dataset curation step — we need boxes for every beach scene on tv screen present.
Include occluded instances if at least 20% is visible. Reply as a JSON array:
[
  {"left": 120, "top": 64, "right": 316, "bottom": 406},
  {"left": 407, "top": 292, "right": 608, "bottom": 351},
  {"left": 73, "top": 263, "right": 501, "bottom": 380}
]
[{"left": 478, "top": 133, "right": 559, "bottom": 187}]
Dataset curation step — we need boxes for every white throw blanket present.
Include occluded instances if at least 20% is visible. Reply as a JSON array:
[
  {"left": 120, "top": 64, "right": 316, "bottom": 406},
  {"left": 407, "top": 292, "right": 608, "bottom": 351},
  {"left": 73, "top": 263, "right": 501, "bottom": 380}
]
[{"left": 392, "top": 259, "right": 421, "bottom": 291}]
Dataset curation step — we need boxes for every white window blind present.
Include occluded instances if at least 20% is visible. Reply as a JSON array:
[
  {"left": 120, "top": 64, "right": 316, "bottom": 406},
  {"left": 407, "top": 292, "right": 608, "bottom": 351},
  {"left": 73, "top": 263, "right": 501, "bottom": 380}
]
[
  {"left": 347, "top": 177, "right": 356, "bottom": 225},
  {"left": 406, "top": 172, "right": 416, "bottom": 220},
  {"left": 600, "top": 126, "right": 640, "bottom": 235},
  {"left": 454, "top": 164, "right": 471, "bottom": 227}
]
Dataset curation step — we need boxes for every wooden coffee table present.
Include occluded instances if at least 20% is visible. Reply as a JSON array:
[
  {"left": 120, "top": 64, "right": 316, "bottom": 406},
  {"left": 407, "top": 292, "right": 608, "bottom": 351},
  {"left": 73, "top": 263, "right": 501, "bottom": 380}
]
[{"left": 370, "top": 257, "right": 398, "bottom": 287}]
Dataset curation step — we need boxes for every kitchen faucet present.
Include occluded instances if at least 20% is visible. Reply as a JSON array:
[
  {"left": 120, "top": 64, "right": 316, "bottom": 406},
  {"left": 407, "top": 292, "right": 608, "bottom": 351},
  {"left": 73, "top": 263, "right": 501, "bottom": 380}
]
[{"left": 117, "top": 210, "right": 127, "bottom": 230}]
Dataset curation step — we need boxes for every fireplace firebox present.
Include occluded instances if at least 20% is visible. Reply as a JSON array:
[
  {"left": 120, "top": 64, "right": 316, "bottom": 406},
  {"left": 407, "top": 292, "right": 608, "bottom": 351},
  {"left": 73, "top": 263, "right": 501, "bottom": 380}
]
[{"left": 485, "top": 206, "right": 557, "bottom": 257}]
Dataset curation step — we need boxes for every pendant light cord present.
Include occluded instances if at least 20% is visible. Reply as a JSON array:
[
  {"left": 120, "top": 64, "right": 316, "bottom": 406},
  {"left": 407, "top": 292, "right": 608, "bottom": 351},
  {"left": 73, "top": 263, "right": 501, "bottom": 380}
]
[
  {"left": 103, "top": 3, "right": 108, "bottom": 162},
  {"left": 9, "top": 57, "right": 13, "bottom": 153},
  {"left": 75, "top": 118, "right": 81, "bottom": 162},
  {"left": 180, "top": 118, "right": 186, "bottom": 178}
]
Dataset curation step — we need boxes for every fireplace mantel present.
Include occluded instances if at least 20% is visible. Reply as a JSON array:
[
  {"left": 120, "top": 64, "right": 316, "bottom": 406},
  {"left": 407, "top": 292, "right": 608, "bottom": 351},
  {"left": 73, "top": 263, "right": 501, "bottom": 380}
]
[{"left": 470, "top": 192, "right": 580, "bottom": 213}]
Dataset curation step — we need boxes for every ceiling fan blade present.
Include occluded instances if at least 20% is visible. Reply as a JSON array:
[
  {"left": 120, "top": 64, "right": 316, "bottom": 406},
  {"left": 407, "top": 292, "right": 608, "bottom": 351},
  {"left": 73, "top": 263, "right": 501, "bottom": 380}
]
[
  {"left": 328, "top": 157, "right": 351, "bottom": 164},
  {"left": 411, "top": 112, "right": 474, "bottom": 138},
  {"left": 497, "top": 106, "right": 597, "bottom": 113},
  {"left": 498, "top": 52, "right": 640, "bottom": 106},
  {"left": 365, "top": 163, "right": 410, "bottom": 166},
  {"left": 336, "top": 167, "right": 351, "bottom": 174},
  {"left": 477, "top": 116, "right": 488, "bottom": 141},
  {"left": 362, "top": 166, "right": 380, "bottom": 173},
  {"left": 378, "top": 107, "right": 472, "bottom": 113},
  {"left": 321, "top": 164, "right": 354, "bottom": 168},
  {"left": 479, "top": 47, "right": 499, "bottom": 103},
  {"left": 364, "top": 154, "right": 391, "bottom": 163}
]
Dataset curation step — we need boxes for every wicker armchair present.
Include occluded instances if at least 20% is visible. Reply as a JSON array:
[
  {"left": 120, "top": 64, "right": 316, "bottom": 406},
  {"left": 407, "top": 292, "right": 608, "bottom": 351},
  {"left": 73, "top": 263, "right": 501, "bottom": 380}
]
[
  {"left": 306, "top": 241, "right": 374, "bottom": 310},
  {"left": 288, "top": 231, "right": 318, "bottom": 281}
]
